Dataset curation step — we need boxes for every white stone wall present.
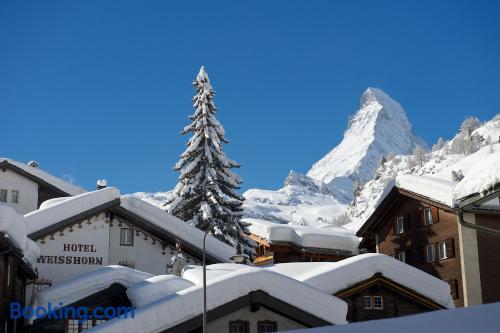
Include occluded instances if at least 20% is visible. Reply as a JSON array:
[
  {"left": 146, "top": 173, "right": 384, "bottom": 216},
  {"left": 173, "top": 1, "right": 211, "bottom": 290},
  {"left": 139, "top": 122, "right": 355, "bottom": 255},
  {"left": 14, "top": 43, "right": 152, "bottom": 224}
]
[
  {"left": 208, "top": 306, "right": 306, "bottom": 333},
  {"left": 35, "top": 213, "right": 110, "bottom": 285},
  {"left": 108, "top": 217, "right": 199, "bottom": 275},
  {"left": 0, "top": 168, "right": 39, "bottom": 214}
]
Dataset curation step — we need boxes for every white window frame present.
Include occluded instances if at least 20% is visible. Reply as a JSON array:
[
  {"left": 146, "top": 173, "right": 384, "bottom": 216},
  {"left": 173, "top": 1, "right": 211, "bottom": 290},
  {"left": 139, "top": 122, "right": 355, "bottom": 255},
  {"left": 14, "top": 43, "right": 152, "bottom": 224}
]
[
  {"left": 424, "top": 208, "right": 433, "bottom": 225},
  {"left": 396, "top": 216, "right": 405, "bottom": 234},
  {"left": 0, "top": 189, "right": 7, "bottom": 203},
  {"left": 426, "top": 244, "right": 436, "bottom": 262},
  {"left": 397, "top": 251, "right": 406, "bottom": 263},
  {"left": 11, "top": 190, "right": 19, "bottom": 204},
  {"left": 373, "top": 296, "right": 384, "bottom": 309},
  {"left": 438, "top": 241, "right": 447, "bottom": 260},
  {"left": 120, "top": 228, "right": 134, "bottom": 246}
]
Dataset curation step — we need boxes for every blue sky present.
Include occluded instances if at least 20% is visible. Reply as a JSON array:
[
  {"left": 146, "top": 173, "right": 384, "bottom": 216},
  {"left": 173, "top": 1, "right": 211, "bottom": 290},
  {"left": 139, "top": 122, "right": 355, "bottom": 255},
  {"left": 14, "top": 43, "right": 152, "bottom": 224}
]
[{"left": 1, "top": 1, "right": 499, "bottom": 194}]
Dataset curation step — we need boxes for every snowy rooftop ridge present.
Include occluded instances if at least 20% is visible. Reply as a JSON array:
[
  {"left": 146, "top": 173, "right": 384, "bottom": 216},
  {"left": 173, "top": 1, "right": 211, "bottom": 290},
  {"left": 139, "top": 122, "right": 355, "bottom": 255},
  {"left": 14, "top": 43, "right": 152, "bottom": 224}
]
[
  {"left": 24, "top": 187, "right": 120, "bottom": 235},
  {"left": 245, "top": 218, "right": 359, "bottom": 254},
  {"left": 181, "top": 253, "right": 454, "bottom": 309},
  {"left": 0, "top": 158, "right": 86, "bottom": 196},
  {"left": 32, "top": 265, "right": 153, "bottom": 321},
  {"left": 89, "top": 267, "right": 348, "bottom": 333},
  {"left": 396, "top": 175, "right": 457, "bottom": 207},
  {"left": 120, "top": 197, "right": 237, "bottom": 262}
]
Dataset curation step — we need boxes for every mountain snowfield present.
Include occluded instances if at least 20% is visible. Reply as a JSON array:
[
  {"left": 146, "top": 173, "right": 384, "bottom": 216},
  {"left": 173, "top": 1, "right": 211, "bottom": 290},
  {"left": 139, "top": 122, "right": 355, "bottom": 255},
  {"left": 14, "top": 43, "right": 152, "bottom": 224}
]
[{"left": 130, "top": 88, "right": 500, "bottom": 232}]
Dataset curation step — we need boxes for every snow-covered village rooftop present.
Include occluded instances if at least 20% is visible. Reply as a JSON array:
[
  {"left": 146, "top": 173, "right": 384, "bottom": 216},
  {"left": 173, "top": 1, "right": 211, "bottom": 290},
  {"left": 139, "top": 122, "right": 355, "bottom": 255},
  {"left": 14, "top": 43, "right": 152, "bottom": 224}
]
[
  {"left": 0, "top": 157, "right": 86, "bottom": 196},
  {"left": 245, "top": 218, "right": 359, "bottom": 254}
]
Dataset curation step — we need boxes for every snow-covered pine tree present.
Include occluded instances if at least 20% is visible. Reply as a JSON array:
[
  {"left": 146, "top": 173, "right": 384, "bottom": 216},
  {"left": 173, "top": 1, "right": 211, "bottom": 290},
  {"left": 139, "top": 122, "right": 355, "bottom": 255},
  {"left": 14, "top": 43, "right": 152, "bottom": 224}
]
[{"left": 168, "top": 66, "right": 255, "bottom": 258}]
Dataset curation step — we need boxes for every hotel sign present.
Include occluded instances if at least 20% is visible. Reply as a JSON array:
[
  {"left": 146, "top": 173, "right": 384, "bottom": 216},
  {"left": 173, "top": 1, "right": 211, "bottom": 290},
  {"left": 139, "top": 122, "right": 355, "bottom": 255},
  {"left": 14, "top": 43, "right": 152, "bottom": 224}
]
[{"left": 37, "top": 243, "right": 103, "bottom": 265}]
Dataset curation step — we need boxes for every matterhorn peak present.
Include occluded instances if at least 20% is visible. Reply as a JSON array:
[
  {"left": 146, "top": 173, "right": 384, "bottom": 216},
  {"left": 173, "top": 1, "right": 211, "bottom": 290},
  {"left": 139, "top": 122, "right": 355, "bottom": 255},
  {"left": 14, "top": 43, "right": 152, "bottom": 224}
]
[{"left": 307, "top": 87, "right": 425, "bottom": 199}]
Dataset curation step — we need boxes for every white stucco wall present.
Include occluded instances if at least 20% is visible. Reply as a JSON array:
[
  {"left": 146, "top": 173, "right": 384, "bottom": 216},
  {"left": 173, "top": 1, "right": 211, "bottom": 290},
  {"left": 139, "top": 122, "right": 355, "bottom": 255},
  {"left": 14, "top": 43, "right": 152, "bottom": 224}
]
[
  {"left": 208, "top": 306, "right": 306, "bottom": 333},
  {"left": 35, "top": 213, "right": 110, "bottom": 285},
  {"left": 0, "top": 168, "right": 39, "bottom": 214},
  {"left": 108, "top": 218, "right": 199, "bottom": 275}
]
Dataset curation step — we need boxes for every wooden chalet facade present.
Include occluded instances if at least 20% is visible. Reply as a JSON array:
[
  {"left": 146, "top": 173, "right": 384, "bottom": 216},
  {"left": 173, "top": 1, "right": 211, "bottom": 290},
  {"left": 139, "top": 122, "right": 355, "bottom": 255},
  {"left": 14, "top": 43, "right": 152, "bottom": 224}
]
[
  {"left": 335, "top": 273, "right": 445, "bottom": 322},
  {"left": 0, "top": 232, "right": 38, "bottom": 333},
  {"left": 357, "top": 185, "right": 500, "bottom": 307}
]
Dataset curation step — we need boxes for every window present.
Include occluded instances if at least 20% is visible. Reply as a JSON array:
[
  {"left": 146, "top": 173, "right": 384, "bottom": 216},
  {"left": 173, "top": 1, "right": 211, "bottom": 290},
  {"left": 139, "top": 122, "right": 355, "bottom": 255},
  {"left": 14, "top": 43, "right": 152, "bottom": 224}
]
[
  {"left": 229, "top": 320, "right": 249, "bottom": 333},
  {"left": 397, "top": 251, "right": 406, "bottom": 263},
  {"left": 438, "top": 241, "right": 447, "bottom": 260},
  {"left": 396, "top": 216, "right": 405, "bottom": 234},
  {"left": 11, "top": 190, "right": 19, "bottom": 204},
  {"left": 120, "top": 228, "right": 134, "bottom": 246},
  {"left": 0, "top": 189, "right": 6, "bottom": 203},
  {"left": 373, "top": 296, "right": 384, "bottom": 309},
  {"left": 424, "top": 208, "right": 433, "bottom": 225},
  {"left": 257, "top": 320, "right": 277, "bottom": 333},
  {"left": 426, "top": 244, "right": 436, "bottom": 262},
  {"left": 363, "top": 296, "right": 372, "bottom": 309}
]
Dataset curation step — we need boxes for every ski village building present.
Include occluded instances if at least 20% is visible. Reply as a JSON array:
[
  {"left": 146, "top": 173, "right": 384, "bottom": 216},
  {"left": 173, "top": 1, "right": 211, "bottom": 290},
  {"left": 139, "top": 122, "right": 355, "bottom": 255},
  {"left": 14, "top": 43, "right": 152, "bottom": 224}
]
[
  {"left": 357, "top": 174, "right": 500, "bottom": 308},
  {"left": 245, "top": 219, "right": 359, "bottom": 265},
  {"left": 1, "top": 158, "right": 499, "bottom": 333}
]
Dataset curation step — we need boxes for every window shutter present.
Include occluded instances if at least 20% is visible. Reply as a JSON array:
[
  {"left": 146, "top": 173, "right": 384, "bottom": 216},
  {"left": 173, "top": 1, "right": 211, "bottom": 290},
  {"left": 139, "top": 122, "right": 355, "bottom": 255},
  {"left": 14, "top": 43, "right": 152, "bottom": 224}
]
[
  {"left": 404, "top": 214, "right": 411, "bottom": 231},
  {"left": 431, "top": 206, "right": 439, "bottom": 223},
  {"left": 446, "top": 238, "right": 455, "bottom": 258}
]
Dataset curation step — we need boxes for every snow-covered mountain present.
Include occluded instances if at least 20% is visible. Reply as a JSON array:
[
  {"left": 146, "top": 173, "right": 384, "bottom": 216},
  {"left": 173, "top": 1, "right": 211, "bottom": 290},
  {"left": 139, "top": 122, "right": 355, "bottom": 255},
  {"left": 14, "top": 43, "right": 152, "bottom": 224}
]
[
  {"left": 307, "top": 87, "right": 424, "bottom": 197},
  {"left": 241, "top": 87, "right": 425, "bottom": 227},
  {"left": 346, "top": 114, "right": 500, "bottom": 231},
  {"left": 128, "top": 87, "right": 500, "bottom": 233}
]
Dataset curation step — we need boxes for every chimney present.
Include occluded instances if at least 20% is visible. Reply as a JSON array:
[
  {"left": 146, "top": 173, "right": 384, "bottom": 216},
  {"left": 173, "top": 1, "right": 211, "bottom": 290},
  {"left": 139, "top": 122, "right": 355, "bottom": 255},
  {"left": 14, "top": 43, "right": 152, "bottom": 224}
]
[{"left": 96, "top": 179, "right": 108, "bottom": 190}]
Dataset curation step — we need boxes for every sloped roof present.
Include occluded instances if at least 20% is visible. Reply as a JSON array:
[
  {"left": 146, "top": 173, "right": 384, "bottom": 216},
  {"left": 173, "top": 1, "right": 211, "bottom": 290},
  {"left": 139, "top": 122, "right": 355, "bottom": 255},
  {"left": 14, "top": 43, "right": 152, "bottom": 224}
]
[
  {"left": 89, "top": 267, "right": 347, "bottom": 333},
  {"left": 0, "top": 158, "right": 86, "bottom": 196}
]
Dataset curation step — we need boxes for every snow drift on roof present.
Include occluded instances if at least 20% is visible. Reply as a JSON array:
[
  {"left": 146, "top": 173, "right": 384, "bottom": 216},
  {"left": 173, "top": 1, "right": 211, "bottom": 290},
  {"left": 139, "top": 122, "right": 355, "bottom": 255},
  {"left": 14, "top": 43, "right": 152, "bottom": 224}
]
[
  {"left": 454, "top": 151, "right": 500, "bottom": 201},
  {"left": 89, "top": 267, "right": 347, "bottom": 333},
  {"left": 126, "top": 275, "right": 195, "bottom": 307},
  {"left": 245, "top": 218, "right": 359, "bottom": 253},
  {"left": 182, "top": 253, "right": 454, "bottom": 309},
  {"left": 0, "top": 205, "right": 41, "bottom": 269},
  {"left": 120, "top": 197, "right": 236, "bottom": 262},
  {"left": 0, "top": 158, "right": 86, "bottom": 196},
  {"left": 289, "top": 302, "right": 500, "bottom": 333},
  {"left": 396, "top": 175, "right": 456, "bottom": 207},
  {"left": 0, "top": 203, "right": 27, "bottom": 250},
  {"left": 32, "top": 265, "right": 153, "bottom": 321},
  {"left": 24, "top": 188, "right": 120, "bottom": 235}
]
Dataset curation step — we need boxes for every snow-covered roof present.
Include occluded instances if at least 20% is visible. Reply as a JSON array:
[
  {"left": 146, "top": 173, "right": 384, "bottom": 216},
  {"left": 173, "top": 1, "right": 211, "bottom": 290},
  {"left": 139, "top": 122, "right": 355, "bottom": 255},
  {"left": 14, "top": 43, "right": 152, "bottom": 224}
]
[
  {"left": 126, "top": 275, "right": 195, "bottom": 307},
  {"left": 453, "top": 152, "right": 500, "bottom": 201},
  {"left": 24, "top": 187, "right": 120, "bottom": 236},
  {"left": 0, "top": 204, "right": 40, "bottom": 269},
  {"left": 120, "top": 197, "right": 236, "bottom": 262},
  {"left": 396, "top": 175, "right": 457, "bottom": 207},
  {"left": 181, "top": 253, "right": 454, "bottom": 309},
  {"left": 245, "top": 218, "right": 359, "bottom": 254},
  {"left": 89, "top": 267, "right": 347, "bottom": 333},
  {"left": 288, "top": 302, "right": 500, "bottom": 333},
  {"left": 32, "top": 265, "right": 153, "bottom": 321},
  {"left": 0, "top": 158, "right": 86, "bottom": 196}
]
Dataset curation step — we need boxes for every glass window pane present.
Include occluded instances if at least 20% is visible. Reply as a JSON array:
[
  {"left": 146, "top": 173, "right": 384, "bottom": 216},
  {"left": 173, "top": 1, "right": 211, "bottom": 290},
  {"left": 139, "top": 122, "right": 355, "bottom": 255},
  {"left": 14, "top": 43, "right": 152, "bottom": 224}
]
[
  {"left": 11, "top": 190, "right": 19, "bottom": 204},
  {"left": 0, "top": 190, "right": 7, "bottom": 202}
]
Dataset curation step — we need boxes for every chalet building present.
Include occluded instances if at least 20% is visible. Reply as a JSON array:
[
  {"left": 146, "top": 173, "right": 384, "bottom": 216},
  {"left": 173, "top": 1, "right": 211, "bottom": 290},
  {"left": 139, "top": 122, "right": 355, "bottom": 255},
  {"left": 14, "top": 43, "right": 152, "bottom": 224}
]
[
  {"left": 0, "top": 205, "right": 39, "bottom": 333},
  {"left": 357, "top": 175, "right": 500, "bottom": 307},
  {"left": 0, "top": 158, "right": 86, "bottom": 215},
  {"left": 245, "top": 218, "right": 359, "bottom": 265},
  {"left": 47, "top": 265, "right": 347, "bottom": 333},
  {"left": 185, "top": 253, "right": 454, "bottom": 324},
  {"left": 23, "top": 187, "right": 235, "bottom": 286}
]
